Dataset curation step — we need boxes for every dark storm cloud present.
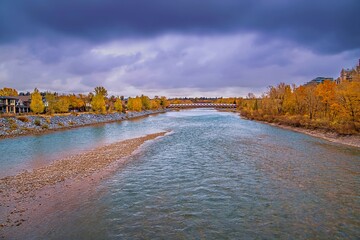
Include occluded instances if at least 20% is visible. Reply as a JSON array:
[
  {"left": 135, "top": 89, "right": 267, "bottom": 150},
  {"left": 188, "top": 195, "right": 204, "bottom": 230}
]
[{"left": 1, "top": 0, "right": 359, "bottom": 54}]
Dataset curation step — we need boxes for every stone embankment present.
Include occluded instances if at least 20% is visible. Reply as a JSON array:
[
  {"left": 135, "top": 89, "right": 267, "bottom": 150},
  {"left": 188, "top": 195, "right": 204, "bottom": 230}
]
[{"left": 0, "top": 110, "right": 166, "bottom": 138}]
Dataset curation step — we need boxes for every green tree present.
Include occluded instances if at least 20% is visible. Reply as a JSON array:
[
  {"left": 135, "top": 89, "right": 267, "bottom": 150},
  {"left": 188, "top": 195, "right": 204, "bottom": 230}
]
[{"left": 30, "top": 88, "right": 45, "bottom": 114}]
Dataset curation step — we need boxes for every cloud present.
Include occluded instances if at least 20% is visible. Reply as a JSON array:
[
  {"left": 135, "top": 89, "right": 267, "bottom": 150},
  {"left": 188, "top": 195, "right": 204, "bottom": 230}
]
[
  {"left": 0, "top": 1, "right": 359, "bottom": 97},
  {"left": 0, "top": 0, "right": 359, "bottom": 54},
  {"left": 0, "top": 34, "right": 357, "bottom": 97}
]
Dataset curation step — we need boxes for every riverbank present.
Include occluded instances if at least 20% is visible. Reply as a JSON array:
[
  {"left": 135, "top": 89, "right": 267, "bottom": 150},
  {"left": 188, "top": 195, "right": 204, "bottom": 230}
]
[
  {"left": 0, "top": 110, "right": 167, "bottom": 139},
  {"left": 268, "top": 122, "right": 360, "bottom": 148},
  {"left": 0, "top": 131, "right": 167, "bottom": 238},
  {"left": 240, "top": 115, "right": 360, "bottom": 148}
]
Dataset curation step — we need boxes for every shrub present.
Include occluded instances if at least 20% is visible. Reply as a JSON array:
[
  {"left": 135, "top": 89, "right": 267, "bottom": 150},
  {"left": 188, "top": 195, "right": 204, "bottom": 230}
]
[
  {"left": 41, "top": 124, "right": 49, "bottom": 129},
  {"left": 10, "top": 122, "right": 18, "bottom": 130},
  {"left": 34, "top": 118, "right": 41, "bottom": 126},
  {"left": 7, "top": 118, "right": 15, "bottom": 124},
  {"left": 17, "top": 116, "right": 30, "bottom": 122}
]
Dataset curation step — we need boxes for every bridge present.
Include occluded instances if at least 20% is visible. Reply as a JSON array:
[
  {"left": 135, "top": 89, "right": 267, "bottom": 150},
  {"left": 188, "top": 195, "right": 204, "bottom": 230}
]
[{"left": 167, "top": 103, "right": 237, "bottom": 108}]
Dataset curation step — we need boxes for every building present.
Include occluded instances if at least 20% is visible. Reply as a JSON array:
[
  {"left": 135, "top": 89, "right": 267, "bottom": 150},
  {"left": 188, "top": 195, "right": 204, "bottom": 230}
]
[
  {"left": 337, "top": 59, "right": 360, "bottom": 83},
  {"left": 0, "top": 96, "right": 17, "bottom": 113},
  {"left": 0, "top": 96, "right": 31, "bottom": 114},
  {"left": 16, "top": 96, "right": 31, "bottom": 113},
  {"left": 305, "top": 77, "right": 334, "bottom": 86}
]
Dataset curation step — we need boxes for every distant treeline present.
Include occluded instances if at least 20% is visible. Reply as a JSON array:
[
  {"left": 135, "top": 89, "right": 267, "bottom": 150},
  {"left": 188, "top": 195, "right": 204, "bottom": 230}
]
[
  {"left": 0, "top": 86, "right": 169, "bottom": 114},
  {"left": 1, "top": 79, "right": 360, "bottom": 135},
  {"left": 238, "top": 81, "right": 360, "bottom": 135}
]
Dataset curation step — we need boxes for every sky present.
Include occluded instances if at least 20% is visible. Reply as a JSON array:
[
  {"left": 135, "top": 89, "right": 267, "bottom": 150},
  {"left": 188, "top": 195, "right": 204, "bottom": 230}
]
[{"left": 0, "top": 0, "right": 359, "bottom": 97}]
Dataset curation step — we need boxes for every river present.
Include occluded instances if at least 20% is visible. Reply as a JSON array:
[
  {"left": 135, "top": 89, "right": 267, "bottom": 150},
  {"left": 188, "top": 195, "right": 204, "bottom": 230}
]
[{"left": 1, "top": 109, "right": 359, "bottom": 239}]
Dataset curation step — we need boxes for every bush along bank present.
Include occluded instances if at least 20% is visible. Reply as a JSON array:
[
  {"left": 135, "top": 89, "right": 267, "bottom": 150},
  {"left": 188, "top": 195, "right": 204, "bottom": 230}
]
[{"left": 0, "top": 110, "right": 166, "bottom": 138}]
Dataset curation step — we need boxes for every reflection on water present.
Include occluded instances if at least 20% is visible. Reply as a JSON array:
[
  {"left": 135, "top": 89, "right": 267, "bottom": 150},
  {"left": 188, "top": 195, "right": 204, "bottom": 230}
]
[{"left": 2, "top": 109, "right": 359, "bottom": 239}]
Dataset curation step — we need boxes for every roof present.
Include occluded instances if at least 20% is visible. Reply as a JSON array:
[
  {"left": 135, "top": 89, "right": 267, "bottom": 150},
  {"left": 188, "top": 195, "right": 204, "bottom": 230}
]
[
  {"left": 17, "top": 96, "right": 31, "bottom": 102},
  {"left": 0, "top": 96, "right": 18, "bottom": 100}
]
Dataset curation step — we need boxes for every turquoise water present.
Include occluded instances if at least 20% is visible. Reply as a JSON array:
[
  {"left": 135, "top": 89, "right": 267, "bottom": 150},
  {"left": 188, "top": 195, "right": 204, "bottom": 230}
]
[{"left": 1, "top": 109, "right": 359, "bottom": 239}]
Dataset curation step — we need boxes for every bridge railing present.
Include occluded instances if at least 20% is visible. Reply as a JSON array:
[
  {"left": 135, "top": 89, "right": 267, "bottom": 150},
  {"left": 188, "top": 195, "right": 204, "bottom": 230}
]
[{"left": 167, "top": 103, "right": 237, "bottom": 108}]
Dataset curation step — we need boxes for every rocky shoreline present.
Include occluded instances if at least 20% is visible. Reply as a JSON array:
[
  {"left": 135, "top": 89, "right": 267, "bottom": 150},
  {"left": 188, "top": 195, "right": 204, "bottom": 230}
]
[
  {"left": 0, "top": 109, "right": 166, "bottom": 139},
  {"left": 242, "top": 116, "right": 360, "bottom": 148},
  {"left": 0, "top": 132, "right": 168, "bottom": 238},
  {"left": 267, "top": 122, "right": 360, "bottom": 148}
]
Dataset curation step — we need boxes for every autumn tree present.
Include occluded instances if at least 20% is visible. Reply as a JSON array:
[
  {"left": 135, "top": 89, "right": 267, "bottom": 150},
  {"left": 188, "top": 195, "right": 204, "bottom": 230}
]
[
  {"left": 91, "top": 94, "right": 106, "bottom": 113},
  {"left": 315, "top": 80, "right": 336, "bottom": 118},
  {"left": 30, "top": 88, "right": 45, "bottom": 114},
  {"left": 150, "top": 99, "right": 160, "bottom": 110},
  {"left": 68, "top": 94, "right": 85, "bottom": 112},
  {"left": 45, "top": 92, "right": 57, "bottom": 114},
  {"left": 54, "top": 96, "right": 70, "bottom": 113},
  {"left": 0, "top": 87, "right": 18, "bottom": 96},
  {"left": 141, "top": 95, "right": 151, "bottom": 110},
  {"left": 303, "top": 85, "right": 319, "bottom": 120},
  {"left": 160, "top": 96, "right": 169, "bottom": 108},
  {"left": 127, "top": 97, "right": 142, "bottom": 111},
  {"left": 114, "top": 98, "right": 123, "bottom": 112},
  {"left": 336, "top": 81, "right": 360, "bottom": 123}
]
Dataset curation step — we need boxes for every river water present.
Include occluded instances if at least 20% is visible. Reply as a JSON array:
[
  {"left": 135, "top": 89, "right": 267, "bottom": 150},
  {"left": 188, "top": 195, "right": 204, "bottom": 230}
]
[{"left": 1, "top": 109, "right": 359, "bottom": 239}]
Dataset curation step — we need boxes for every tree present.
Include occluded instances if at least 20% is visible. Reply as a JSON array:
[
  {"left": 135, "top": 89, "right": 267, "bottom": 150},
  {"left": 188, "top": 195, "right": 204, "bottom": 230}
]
[
  {"left": 0, "top": 87, "right": 18, "bottom": 96},
  {"left": 45, "top": 92, "right": 57, "bottom": 114},
  {"left": 315, "top": 80, "right": 336, "bottom": 118},
  {"left": 30, "top": 88, "right": 45, "bottom": 114},
  {"left": 91, "top": 94, "right": 106, "bottom": 113},
  {"left": 336, "top": 81, "right": 360, "bottom": 123},
  {"left": 68, "top": 94, "right": 84, "bottom": 111},
  {"left": 150, "top": 99, "right": 160, "bottom": 110},
  {"left": 114, "top": 98, "right": 123, "bottom": 112},
  {"left": 54, "top": 96, "right": 70, "bottom": 113},
  {"left": 160, "top": 96, "right": 169, "bottom": 108},
  {"left": 94, "top": 86, "right": 108, "bottom": 97},
  {"left": 141, "top": 95, "right": 151, "bottom": 110},
  {"left": 127, "top": 97, "right": 142, "bottom": 111},
  {"left": 304, "top": 85, "right": 319, "bottom": 120}
]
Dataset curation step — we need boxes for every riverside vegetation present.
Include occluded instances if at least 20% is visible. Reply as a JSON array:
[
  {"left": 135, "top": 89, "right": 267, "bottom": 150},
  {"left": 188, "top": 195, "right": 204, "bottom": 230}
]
[
  {"left": 0, "top": 86, "right": 169, "bottom": 137},
  {"left": 238, "top": 80, "right": 360, "bottom": 135}
]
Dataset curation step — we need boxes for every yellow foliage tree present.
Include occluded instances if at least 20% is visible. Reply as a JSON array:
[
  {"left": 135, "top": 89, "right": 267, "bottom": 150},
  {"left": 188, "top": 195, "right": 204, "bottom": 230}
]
[
  {"left": 0, "top": 87, "right": 18, "bottom": 96},
  {"left": 54, "top": 96, "right": 70, "bottom": 113},
  {"left": 127, "top": 97, "right": 142, "bottom": 111},
  {"left": 114, "top": 98, "right": 123, "bottom": 112},
  {"left": 91, "top": 94, "right": 106, "bottom": 113},
  {"left": 30, "top": 88, "right": 45, "bottom": 114}
]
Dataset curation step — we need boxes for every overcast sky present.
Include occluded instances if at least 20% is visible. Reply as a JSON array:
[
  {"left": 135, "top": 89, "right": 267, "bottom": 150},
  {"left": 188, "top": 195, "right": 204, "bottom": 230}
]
[{"left": 0, "top": 0, "right": 359, "bottom": 97}]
